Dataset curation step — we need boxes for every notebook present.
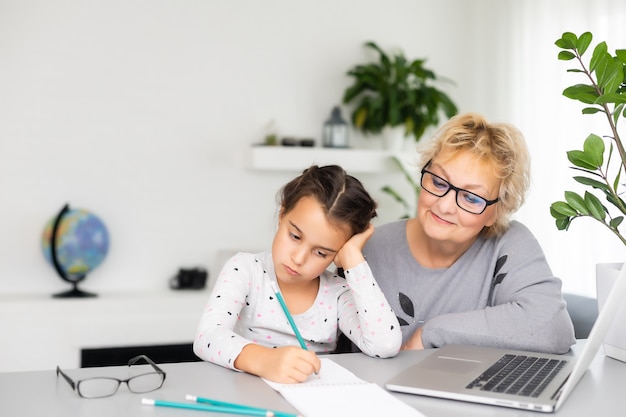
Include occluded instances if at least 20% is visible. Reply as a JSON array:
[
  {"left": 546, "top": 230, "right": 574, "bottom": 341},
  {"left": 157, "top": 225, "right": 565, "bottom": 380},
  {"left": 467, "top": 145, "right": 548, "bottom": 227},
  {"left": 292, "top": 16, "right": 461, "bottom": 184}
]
[
  {"left": 385, "top": 263, "right": 626, "bottom": 412},
  {"left": 264, "top": 358, "right": 426, "bottom": 417}
]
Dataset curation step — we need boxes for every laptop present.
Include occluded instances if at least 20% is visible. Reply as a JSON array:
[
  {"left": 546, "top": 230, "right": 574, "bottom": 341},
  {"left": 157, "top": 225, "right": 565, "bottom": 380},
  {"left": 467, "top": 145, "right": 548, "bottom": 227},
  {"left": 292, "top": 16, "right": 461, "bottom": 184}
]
[{"left": 385, "top": 264, "right": 626, "bottom": 412}]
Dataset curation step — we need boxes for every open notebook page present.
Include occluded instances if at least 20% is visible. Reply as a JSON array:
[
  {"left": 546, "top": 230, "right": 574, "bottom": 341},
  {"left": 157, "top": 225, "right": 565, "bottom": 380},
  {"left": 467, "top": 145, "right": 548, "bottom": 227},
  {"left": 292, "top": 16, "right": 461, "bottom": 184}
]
[{"left": 264, "top": 358, "right": 426, "bottom": 417}]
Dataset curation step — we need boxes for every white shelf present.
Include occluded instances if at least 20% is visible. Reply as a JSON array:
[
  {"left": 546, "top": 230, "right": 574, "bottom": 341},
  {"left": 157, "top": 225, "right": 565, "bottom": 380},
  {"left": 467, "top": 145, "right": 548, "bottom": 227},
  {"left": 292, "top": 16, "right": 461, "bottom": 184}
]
[{"left": 247, "top": 146, "right": 413, "bottom": 173}]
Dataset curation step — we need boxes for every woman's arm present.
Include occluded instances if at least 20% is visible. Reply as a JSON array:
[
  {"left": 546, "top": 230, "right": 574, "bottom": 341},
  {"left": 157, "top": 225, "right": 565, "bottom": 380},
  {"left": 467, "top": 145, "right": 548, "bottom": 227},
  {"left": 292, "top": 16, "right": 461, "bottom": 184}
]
[{"left": 418, "top": 224, "right": 576, "bottom": 354}]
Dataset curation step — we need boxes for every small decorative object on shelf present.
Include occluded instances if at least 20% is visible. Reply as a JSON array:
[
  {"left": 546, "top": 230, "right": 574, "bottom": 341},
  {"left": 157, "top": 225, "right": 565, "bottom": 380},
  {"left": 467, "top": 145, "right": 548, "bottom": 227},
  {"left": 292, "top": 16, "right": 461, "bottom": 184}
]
[
  {"left": 299, "top": 138, "right": 315, "bottom": 147},
  {"left": 281, "top": 137, "right": 297, "bottom": 146},
  {"left": 41, "top": 203, "right": 110, "bottom": 298},
  {"left": 170, "top": 268, "right": 208, "bottom": 290},
  {"left": 322, "top": 106, "right": 349, "bottom": 148}
]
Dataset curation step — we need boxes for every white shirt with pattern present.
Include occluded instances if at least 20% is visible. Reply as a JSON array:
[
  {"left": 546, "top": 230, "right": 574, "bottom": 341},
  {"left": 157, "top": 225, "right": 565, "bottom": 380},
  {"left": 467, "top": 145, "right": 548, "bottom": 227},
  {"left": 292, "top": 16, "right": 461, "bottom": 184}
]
[{"left": 193, "top": 251, "right": 401, "bottom": 370}]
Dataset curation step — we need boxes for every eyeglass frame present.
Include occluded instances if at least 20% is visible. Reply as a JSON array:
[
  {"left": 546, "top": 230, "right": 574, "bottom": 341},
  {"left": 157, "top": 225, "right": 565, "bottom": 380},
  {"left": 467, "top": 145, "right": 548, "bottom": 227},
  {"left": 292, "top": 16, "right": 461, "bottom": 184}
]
[
  {"left": 56, "top": 354, "right": 166, "bottom": 399},
  {"left": 420, "top": 161, "right": 499, "bottom": 215}
]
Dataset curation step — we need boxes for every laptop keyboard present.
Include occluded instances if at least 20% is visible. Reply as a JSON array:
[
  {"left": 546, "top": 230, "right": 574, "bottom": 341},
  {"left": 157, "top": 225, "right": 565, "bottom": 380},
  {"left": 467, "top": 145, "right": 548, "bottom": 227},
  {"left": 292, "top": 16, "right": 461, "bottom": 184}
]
[{"left": 466, "top": 354, "right": 567, "bottom": 397}]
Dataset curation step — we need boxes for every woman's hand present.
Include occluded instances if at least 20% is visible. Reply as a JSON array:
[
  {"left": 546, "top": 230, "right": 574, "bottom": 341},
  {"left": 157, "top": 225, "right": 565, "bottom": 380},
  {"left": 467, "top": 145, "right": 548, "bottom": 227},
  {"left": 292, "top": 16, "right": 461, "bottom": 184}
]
[
  {"left": 401, "top": 327, "right": 425, "bottom": 350},
  {"left": 234, "top": 344, "right": 321, "bottom": 383},
  {"left": 334, "top": 224, "right": 375, "bottom": 270}
]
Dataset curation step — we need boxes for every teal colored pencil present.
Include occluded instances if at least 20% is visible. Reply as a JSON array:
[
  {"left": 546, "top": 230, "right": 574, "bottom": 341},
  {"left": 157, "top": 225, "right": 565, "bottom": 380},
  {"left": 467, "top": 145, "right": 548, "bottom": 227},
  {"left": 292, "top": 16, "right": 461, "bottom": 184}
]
[
  {"left": 269, "top": 281, "right": 308, "bottom": 350},
  {"left": 142, "top": 398, "right": 274, "bottom": 417},
  {"left": 186, "top": 395, "right": 301, "bottom": 417}
]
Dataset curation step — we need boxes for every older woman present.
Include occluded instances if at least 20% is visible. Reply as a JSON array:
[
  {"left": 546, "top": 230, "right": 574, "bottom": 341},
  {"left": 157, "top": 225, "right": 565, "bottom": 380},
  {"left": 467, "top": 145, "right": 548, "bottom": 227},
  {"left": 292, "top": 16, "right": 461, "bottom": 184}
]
[{"left": 363, "top": 112, "right": 575, "bottom": 354}]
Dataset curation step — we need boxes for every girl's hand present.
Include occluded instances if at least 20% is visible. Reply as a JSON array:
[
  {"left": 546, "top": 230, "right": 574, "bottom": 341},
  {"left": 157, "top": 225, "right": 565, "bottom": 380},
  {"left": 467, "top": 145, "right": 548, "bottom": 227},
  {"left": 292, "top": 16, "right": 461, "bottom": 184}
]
[
  {"left": 334, "top": 224, "right": 374, "bottom": 270},
  {"left": 234, "top": 344, "right": 321, "bottom": 383}
]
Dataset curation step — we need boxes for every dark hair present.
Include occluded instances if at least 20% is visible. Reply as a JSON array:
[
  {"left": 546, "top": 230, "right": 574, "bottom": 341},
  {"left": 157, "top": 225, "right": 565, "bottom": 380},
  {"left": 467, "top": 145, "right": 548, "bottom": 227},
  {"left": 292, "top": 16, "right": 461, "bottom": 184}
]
[{"left": 278, "top": 165, "right": 377, "bottom": 236}]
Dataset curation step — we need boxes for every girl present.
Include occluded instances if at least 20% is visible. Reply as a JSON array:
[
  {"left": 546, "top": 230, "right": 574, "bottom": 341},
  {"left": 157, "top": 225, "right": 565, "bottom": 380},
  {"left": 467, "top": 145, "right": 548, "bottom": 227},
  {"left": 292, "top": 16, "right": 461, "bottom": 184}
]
[{"left": 193, "top": 165, "right": 401, "bottom": 383}]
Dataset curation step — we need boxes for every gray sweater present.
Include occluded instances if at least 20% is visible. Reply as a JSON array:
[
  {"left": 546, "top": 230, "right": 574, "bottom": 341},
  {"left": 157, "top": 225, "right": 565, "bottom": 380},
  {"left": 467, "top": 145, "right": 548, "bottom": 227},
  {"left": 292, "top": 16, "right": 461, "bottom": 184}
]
[{"left": 362, "top": 220, "right": 576, "bottom": 354}]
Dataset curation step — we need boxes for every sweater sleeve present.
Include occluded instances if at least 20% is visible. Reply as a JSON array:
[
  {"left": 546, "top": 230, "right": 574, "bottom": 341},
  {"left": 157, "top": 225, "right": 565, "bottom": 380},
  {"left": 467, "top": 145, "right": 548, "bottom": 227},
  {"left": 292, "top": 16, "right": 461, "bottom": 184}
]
[
  {"left": 337, "top": 261, "right": 402, "bottom": 358},
  {"left": 192, "top": 254, "right": 254, "bottom": 370},
  {"left": 421, "top": 224, "right": 576, "bottom": 354}
]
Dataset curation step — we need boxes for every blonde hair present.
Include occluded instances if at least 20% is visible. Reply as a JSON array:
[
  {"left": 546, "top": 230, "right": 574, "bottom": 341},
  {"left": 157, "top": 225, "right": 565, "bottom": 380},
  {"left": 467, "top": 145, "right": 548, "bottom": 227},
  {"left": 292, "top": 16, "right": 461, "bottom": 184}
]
[{"left": 416, "top": 113, "right": 531, "bottom": 237}]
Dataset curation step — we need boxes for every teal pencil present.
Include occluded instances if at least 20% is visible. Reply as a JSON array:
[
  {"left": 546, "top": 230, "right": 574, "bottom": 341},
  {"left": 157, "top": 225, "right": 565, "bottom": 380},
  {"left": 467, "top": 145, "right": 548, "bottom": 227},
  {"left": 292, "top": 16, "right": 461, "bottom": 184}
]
[
  {"left": 269, "top": 281, "right": 308, "bottom": 350},
  {"left": 142, "top": 398, "right": 274, "bottom": 417},
  {"left": 186, "top": 394, "right": 301, "bottom": 417}
]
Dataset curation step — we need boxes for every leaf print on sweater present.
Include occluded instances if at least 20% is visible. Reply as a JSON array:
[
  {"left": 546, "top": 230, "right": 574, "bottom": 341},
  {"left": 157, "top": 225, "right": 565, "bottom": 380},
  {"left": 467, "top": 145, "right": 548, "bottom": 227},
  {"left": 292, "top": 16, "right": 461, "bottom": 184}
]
[
  {"left": 488, "top": 255, "right": 508, "bottom": 306},
  {"left": 397, "top": 292, "right": 415, "bottom": 326}
]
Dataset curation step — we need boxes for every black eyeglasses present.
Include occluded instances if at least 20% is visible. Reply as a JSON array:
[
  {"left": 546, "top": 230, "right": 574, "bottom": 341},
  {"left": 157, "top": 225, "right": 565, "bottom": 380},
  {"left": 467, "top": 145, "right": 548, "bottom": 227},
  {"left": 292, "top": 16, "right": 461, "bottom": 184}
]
[
  {"left": 56, "top": 355, "right": 166, "bottom": 399},
  {"left": 420, "top": 165, "right": 499, "bottom": 215}
]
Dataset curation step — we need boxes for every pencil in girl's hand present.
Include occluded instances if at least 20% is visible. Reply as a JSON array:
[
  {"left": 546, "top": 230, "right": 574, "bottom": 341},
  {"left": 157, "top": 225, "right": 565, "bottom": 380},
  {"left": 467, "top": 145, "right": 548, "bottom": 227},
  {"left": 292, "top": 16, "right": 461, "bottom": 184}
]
[
  {"left": 269, "top": 281, "right": 308, "bottom": 350},
  {"left": 186, "top": 394, "right": 302, "bottom": 417}
]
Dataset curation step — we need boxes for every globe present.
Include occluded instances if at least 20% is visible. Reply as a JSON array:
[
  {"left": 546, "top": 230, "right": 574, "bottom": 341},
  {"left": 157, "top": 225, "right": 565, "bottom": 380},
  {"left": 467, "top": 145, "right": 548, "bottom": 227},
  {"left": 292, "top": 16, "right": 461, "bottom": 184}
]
[{"left": 41, "top": 204, "right": 110, "bottom": 298}]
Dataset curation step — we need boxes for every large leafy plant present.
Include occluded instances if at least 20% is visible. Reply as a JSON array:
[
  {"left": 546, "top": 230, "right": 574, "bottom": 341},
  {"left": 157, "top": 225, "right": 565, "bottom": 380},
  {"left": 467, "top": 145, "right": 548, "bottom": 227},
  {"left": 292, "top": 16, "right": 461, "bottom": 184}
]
[
  {"left": 550, "top": 32, "right": 626, "bottom": 246},
  {"left": 342, "top": 41, "right": 458, "bottom": 141}
]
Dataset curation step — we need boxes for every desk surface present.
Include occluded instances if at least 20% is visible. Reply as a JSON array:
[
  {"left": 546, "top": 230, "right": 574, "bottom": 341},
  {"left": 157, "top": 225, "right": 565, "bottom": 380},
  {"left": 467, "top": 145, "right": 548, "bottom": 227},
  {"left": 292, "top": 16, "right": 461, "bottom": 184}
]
[{"left": 0, "top": 342, "right": 623, "bottom": 417}]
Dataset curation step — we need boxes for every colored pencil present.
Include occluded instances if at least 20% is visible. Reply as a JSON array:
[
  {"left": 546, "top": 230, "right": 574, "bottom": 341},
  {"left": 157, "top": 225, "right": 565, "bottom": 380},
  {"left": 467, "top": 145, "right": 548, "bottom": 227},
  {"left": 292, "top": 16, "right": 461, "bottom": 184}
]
[
  {"left": 269, "top": 281, "right": 307, "bottom": 350},
  {"left": 186, "top": 394, "right": 301, "bottom": 417},
  {"left": 142, "top": 398, "right": 274, "bottom": 417}
]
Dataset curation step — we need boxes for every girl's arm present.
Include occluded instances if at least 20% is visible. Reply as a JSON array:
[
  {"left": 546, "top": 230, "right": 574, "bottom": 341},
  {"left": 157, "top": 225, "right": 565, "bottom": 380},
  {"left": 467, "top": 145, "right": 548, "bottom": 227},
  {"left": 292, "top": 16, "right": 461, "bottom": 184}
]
[
  {"left": 193, "top": 253, "right": 320, "bottom": 383},
  {"left": 192, "top": 254, "right": 255, "bottom": 370},
  {"left": 334, "top": 225, "right": 402, "bottom": 358}
]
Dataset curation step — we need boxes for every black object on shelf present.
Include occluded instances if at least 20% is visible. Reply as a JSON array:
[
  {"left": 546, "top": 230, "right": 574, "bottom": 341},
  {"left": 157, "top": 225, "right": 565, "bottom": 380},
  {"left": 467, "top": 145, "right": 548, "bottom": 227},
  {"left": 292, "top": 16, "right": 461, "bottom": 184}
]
[{"left": 170, "top": 268, "right": 208, "bottom": 290}]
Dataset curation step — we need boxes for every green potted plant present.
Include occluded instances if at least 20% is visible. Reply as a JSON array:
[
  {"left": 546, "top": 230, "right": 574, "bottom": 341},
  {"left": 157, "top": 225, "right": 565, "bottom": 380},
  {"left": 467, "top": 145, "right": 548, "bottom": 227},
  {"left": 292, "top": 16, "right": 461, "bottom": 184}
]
[
  {"left": 342, "top": 41, "right": 458, "bottom": 149},
  {"left": 549, "top": 31, "right": 626, "bottom": 361},
  {"left": 381, "top": 156, "right": 420, "bottom": 219}
]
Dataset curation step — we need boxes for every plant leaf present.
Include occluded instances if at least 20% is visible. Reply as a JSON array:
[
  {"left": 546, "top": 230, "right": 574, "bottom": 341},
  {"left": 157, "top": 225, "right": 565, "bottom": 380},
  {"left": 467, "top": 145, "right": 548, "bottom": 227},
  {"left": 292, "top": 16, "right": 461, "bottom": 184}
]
[
  {"left": 563, "top": 84, "right": 599, "bottom": 104},
  {"left": 567, "top": 150, "right": 599, "bottom": 170},
  {"left": 558, "top": 51, "right": 576, "bottom": 61},
  {"left": 573, "top": 175, "right": 610, "bottom": 191},
  {"left": 590, "top": 41, "right": 608, "bottom": 73},
  {"left": 584, "top": 191, "right": 606, "bottom": 221},
  {"left": 556, "top": 32, "right": 578, "bottom": 50},
  {"left": 582, "top": 134, "right": 605, "bottom": 166},
  {"left": 610, "top": 216, "right": 624, "bottom": 229},
  {"left": 381, "top": 185, "right": 410, "bottom": 210},
  {"left": 550, "top": 201, "right": 578, "bottom": 217},
  {"left": 554, "top": 216, "right": 571, "bottom": 230},
  {"left": 564, "top": 191, "right": 589, "bottom": 215},
  {"left": 576, "top": 32, "right": 593, "bottom": 56},
  {"left": 595, "top": 93, "right": 626, "bottom": 104},
  {"left": 582, "top": 107, "right": 604, "bottom": 114}
]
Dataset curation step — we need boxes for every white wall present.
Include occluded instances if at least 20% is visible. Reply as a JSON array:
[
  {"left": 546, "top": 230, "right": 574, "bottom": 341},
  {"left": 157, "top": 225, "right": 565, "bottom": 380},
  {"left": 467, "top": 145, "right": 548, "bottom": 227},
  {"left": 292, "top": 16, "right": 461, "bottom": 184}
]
[
  {"left": 481, "top": 0, "right": 626, "bottom": 297},
  {"left": 1, "top": 0, "right": 623, "bottom": 299},
  {"left": 0, "top": 0, "right": 474, "bottom": 295}
]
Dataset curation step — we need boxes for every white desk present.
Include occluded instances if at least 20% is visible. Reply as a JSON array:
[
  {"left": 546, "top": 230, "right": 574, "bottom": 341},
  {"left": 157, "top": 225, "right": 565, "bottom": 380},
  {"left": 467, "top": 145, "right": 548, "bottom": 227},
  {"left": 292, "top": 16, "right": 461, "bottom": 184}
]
[{"left": 0, "top": 342, "right": 623, "bottom": 417}]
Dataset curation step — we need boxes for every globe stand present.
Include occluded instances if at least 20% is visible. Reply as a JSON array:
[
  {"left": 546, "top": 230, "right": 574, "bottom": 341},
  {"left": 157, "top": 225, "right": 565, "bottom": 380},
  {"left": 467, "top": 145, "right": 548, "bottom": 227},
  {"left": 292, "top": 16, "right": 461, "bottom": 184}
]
[
  {"left": 49, "top": 203, "right": 99, "bottom": 298},
  {"left": 53, "top": 280, "right": 97, "bottom": 298}
]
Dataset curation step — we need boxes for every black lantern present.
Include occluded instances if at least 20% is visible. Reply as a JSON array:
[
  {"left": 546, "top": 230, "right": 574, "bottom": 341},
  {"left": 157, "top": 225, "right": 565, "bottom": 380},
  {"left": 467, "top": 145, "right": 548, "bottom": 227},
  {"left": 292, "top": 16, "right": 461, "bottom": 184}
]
[{"left": 323, "top": 106, "right": 349, "bottom": 148}]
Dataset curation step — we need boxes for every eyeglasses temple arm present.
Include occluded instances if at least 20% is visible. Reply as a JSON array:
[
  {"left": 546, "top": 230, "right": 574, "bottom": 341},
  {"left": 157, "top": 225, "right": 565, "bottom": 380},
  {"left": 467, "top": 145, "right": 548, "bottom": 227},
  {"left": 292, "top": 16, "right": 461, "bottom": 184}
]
[
  {"left": 56, "top": 366, "right": 76, "bottom": 390},
  {"left": 127, "top": 355, "right": 166, "bottom": 377}
]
